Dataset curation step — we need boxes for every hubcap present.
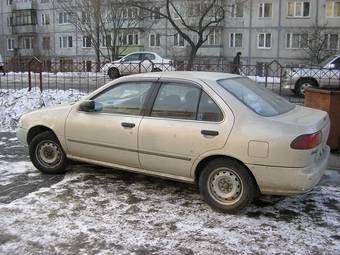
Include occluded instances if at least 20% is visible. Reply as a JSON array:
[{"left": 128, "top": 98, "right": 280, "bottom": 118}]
[
  {"left": 208, "top": 168, "right": 243, "bottom": 205},
  {"left": 300, "top": 83, "right": 312, "bottom": 95},
  {"left": 36, "top": 141, "right": 62, "bottom": 168}
]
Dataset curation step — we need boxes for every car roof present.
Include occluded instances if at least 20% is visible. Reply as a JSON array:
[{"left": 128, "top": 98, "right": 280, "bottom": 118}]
[{"left": 122, "top": 71, "right": 241, "bottom": 82}]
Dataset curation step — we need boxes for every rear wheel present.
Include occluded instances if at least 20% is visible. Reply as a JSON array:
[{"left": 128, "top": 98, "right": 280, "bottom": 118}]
[
  {"left": 199, "top": 158, "right": 257, "bottom": 213},
  {"left": 295, "top": 79, "right": 317, "bottom": 98},
  {"left": 29, "top": 131, "right": 68, "bottom": 174},
  {"left": 108, "top": 68, "right": 120, "bottom": 79}
]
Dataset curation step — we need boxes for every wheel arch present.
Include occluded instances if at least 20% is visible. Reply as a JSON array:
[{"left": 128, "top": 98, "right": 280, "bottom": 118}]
[
  {"left": 295, "top": 77, "right": 319, "bottom": 87},
  {"left": 27, "top": 125, "right": 57, "bottom": 145},
  {"left": 194, "top": 155, "right": 259, "bottom": 190}
]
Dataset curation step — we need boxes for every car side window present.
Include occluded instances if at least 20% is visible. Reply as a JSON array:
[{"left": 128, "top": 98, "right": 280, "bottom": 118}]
[
  {"left": 124, "top": 53, "right": 140, "bottom": 62},
  {"left": 142, "top": 53, "right": 156, "bottom": 60},
  {"left": 197, "top": 92, "right": 223, "bottom": 122},
  {"left": 151, "top": 83, "right": 201, "bottom": 120},
  {"left": 92, "top": 82, "right": 153, "bottom": 115}
]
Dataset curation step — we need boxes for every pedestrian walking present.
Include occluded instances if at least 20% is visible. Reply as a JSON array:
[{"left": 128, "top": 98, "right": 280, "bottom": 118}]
[
  {"left": 0, "top": 54, "right": 5, "bottom": 76},
  {"left": 231, "top": 52, "right": 242, "bottom": 75}
]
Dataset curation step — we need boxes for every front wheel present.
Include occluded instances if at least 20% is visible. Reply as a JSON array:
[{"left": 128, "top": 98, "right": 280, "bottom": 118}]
[
  {"left": 199, "top": 158, "right": 257, "bottom": 213},
  {"left": 29, "top": 131, "right": 68, "bottom": 174}
]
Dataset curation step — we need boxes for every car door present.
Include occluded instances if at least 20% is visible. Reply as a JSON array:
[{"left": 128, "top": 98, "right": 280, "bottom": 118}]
[
  {"left": 138, "top": 80, "right": 234, "bottom": 178},
  {"left": 65, "top": 81, "right": 153, "bottom": 168},
  {"left": 121, "top": 53, "right": 141, "bottom": 75},
  {"left": 329, "top": 57, "right": 340, "bottom": 87}
]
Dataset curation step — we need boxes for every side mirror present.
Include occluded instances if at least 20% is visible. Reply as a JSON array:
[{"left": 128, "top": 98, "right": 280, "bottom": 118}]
[
  {"left": 120, "top": 58, "right": 125, "bottom": 63},
  {"left": 329, "top": 63, "right": 335, "bottom": 69},
  {"left": 78, "top": 100, "right": 95, "bottom": 112}
]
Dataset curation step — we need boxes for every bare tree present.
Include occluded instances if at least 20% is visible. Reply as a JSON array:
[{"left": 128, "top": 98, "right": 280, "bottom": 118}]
[
  {"left": 130, "top": 0, "right": 227, "bottom": 70},
  {"left": 303, "top": 24, "right": 337, "bottom": 65},
  {"left": 54, "top": 0, "right": 141, "bottom": 70}
]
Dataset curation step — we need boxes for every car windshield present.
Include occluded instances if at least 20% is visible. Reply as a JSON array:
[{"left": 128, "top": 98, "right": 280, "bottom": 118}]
[
  {"left": 218, "top": 77, "right": 295, "bottom": 117},
  {"left": 319, "top": 55, "right": 336, "bottom": 67}
]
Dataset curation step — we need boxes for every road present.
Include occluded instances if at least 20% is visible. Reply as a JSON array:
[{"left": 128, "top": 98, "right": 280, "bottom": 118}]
[{"left": 0, "top": 132, "right": 339, "bottom": 254}]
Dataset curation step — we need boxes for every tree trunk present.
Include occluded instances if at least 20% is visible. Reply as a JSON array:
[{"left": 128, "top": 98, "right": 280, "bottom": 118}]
[{"left": 186, "top": 47, "right": 199, "bottom": 71}]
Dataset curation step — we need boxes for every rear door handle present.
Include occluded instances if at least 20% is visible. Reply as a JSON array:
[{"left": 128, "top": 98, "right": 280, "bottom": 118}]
[
  {"left": 121, "top": 122, "right": 135, "bottom": 128},
  {"left": 201, "top": 130, "right": 219, "bottom": 136}
]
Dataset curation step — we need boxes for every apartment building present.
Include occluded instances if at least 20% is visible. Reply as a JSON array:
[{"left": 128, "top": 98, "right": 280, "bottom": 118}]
[{"left": 0, "top": 0, "right": 339, "bottom": 69}]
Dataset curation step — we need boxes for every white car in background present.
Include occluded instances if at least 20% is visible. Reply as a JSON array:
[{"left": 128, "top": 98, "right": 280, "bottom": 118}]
[{"left": 102, "top": 52, "right": 174, "bottom": 79}]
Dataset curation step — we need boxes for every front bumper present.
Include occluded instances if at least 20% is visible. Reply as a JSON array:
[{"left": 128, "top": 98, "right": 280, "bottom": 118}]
[{"left": 247, "top": 145, "right": 330, "bottom": 196}]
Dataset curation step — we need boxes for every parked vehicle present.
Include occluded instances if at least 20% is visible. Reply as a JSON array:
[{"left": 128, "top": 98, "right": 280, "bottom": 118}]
[
  {"left": 17, "top": 72, "right": 330, "bottom": 213},
  {"left": 102, "top": 52, "right": 174, "bottom": 79},
  {"left": 283, "top": 55, "right": 340, "bottom": 97}
]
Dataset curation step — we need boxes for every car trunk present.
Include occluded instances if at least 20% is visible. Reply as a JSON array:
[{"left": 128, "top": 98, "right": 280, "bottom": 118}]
[{"left": 272, "top": 105, "right": 330, "bottom": 167}]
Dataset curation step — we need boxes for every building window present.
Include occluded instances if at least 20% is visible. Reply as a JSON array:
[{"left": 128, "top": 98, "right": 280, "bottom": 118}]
[
  {"left": 22, "top": 37, "right": 34, "bottom": 49},
  {"left": 7, "top": 38, "right": 15, "bottom": 51},
  {"left": 150, "top": 33, "right": 160, "bottom": 47},
  {"left": 121, "top": 7, "right": 139, "bottom": 19},
  {"left": 230, "top": 3, "right": 244, "bottom": 18},
  {"left": 42, "top": 36, "right": 50, "bottom": 50},
  {"left": 229, "top": 33, "right": 243, "bottom": 48},
  {"left": 207, "top": 30, "right": 219, "bottom": 45},
  {"left": 287, "top": 1, "right": 310, "bottom": 17},
  {"left": 259, "top": 2, "right": 272, "bottom": 17},
  {"left": 7, "top": 16, "right": 13, "bottom": 27},
  {"left": 326, "top": 1, "right": 340, "bottom": 17},
  {"left": 59, "top": 36, "right": 73, "bottom": 48},
  {"left": 286, "top": 33, "right": 308, "bottom": 49},
  {"left": 83, "top": 36, "right": 92, "bottom": 48},
  {"left": 7, "top": 0, "right": 12, "bottom": 5},
  {"left": 325, "top": 34, "right": 339, "bottom": 49},
  {"left": 41, "top": 13, "right": 50, "bottom": 25},
  {"left": 174, "top": 33, "right": 185, "bottom": 47},
  {"left": 58, "top": 12, "right": 72, "bottom": 24},
  {"left": 151, "top": 7, "right": 161, "bottom": 19},
  {"left": 41, "top": 0, "right": 49, "bottom": 3},
  {"left": 14, "top": 10, "right": 37, "bottom": 26},
  {"left": 257, "top": 33, "right": 271, "bottom": 48},
  {"left": 119, "top": 31, "right": 139, "bottom": 45},
  {"left": 102, "top": 34, "right": 111, "bottom": 47}
]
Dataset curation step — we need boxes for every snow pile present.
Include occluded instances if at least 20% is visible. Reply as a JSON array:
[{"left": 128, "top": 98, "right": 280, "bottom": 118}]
[{"left": 0, "top": 89, "right": 87, "bottom": 131}]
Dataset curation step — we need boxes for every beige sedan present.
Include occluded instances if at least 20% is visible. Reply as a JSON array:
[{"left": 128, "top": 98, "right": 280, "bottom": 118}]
[{"left": 17, "top": 72, "right": 330, "bottom": 212}]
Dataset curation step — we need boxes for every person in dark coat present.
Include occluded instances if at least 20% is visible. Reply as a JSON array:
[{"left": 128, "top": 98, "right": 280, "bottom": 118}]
[{"left": 231, "top": 52, "right": 242, "bottom": 74}]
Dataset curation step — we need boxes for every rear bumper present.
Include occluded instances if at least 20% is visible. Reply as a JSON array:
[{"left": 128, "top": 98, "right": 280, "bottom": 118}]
[{"left": 247, "top": 145, "right": 330, "bottom": 196}]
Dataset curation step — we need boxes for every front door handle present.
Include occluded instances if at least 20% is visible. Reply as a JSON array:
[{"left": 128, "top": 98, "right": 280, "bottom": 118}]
[
  {"left": 121, "top": 122, "right": 135, "bottom": 128},
  {"left": 201, "top": 130, "right": 219, "bottom": 136}
]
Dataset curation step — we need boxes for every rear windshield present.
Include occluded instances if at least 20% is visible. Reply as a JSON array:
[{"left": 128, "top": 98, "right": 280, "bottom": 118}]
[{"left": 217, "top": 77, "right": 295, "bottom": 117}]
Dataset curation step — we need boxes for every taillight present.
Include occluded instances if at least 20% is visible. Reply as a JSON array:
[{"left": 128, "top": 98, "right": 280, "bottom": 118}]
[{"left": 290, "top": 131, "right": 322, "bottom": 150}]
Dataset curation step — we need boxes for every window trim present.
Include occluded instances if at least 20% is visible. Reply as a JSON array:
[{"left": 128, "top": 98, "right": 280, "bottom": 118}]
[
  {"left": 326, "top": 1, "right": 340, "bottom": 17},
  {"left": 257, "top": 33, "right": 272, "bottom": 49},
  {"left": 286, "top": 33, "right": 309, "bottom": 49},
  {"left": 259, "top": 2, "right": 273, "bottom": 18},
  {"left": 229, "top": 32, "right": 243, "bottom": 48},
  {"left": 287, "top": 1, "right": 311, "bottom": 18},
  {"left": 149, "top": 33, "right": 161, "bottom": 47}
]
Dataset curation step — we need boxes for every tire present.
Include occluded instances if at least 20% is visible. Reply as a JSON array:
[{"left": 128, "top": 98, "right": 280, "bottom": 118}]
[
  {"left": 199, "top": 158, "right": 257, "bottom": 213},
  {"left": 152, "top": 67, "right": 162, "bottom": 72},
  {"left": 29, "top": 131, "right": 68, "bottom": 174},
  {"left": 108, "top": 68, "right": 120, "bottom": 79},
  {"left": 295, "top": 79, "right": 317, "bottom": 98}
]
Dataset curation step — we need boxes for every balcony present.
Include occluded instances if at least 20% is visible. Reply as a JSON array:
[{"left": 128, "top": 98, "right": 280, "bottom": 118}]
[
  {"left": 13, "top": 1, "right": 37, "bottom": 10},
  {"left": 12, "top": 24, "right": 37, "bottom": 34}
]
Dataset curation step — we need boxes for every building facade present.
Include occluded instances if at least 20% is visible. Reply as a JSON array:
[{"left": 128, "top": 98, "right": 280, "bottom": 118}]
[{"left": 0, "top": 0, "right": 339, "bottom": 69}]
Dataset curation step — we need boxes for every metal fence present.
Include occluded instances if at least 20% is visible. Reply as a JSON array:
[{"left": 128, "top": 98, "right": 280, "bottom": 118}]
[{"left": 1, "top": 57, "right": 339, "bottom": 104}]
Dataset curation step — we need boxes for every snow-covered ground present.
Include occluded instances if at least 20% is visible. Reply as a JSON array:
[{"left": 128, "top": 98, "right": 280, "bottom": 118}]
[
  {"left": 0, "top": 89, "right": 86, "bottom": 131},
  {"left": 0, "top": 89, "right": 339, "bottom": 254}
]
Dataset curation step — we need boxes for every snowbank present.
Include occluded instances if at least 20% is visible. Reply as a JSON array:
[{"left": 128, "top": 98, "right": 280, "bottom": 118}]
[{"left": 0, "top": 89, "right": 87, "bottom": 131}]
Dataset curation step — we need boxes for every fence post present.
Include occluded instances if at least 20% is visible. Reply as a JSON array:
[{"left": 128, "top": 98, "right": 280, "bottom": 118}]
[{"left": 28, "top": 56, "right": 43, "bottom": 92}]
